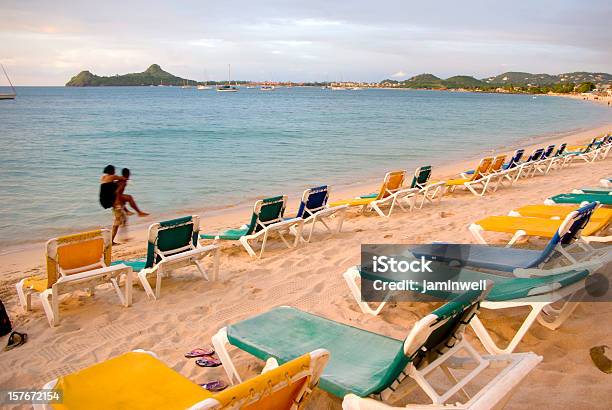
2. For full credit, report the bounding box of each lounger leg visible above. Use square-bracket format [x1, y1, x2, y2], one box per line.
[211, 327, 243, 385]
[155, 265, 164, 299]
[537, 298, 582, 330]
[138, 269, 157, 300]
[194, 259, 209, 281]
[343, 268, 388, 316]
[468, 224, 488, 245]
[40, 288, 58, 327]
[110, 277, 127, 306]
[258, 231, 269, 258]
[239, 236, 258, 258]
[15, 280, 32, 311]
[470, 303, 546, 355]
[336, 209, 346, 233]
[211, 247, 220, 281]
[506, 230, 527, 248]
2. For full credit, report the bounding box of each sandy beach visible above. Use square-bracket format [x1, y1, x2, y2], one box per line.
[0, 123, 610, 408]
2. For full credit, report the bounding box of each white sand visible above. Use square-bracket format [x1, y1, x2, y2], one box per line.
[0, 123, 610, 409]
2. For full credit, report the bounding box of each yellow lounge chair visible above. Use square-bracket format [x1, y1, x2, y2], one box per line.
[16, 229, 132, 327]
[510, 204, 612, 243]
[37, 349, 329, 410]
[329, 170, 414, 217]
[445, 157, 494, 196]
[469, 202, 607, 246]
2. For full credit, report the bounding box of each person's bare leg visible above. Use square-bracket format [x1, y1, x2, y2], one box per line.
[111, 223, 119, 245]
[121, 194, 149, 217]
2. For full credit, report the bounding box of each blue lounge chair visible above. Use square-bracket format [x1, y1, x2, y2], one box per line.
[290, 186, 347, 242]
[411, 202, 599, 273]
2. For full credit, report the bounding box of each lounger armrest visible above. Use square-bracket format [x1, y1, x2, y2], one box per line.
[160, 244, 219, 264]
[56, 264, 131, 284]
[513, 260, 604, 278]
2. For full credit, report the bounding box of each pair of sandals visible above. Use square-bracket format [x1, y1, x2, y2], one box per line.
[4, 331, 27, 351]
[184, 346, 227, 392]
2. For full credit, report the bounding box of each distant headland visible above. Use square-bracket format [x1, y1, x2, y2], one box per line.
[65, 64, 612, 96]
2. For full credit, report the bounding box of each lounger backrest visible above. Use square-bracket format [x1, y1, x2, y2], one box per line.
[145, 216, 199, 269]
[248, 195, 287, 234]
[377, 170, 406, 199]
[541, 145, 555, 159]
[489, 155, 507, 173]
[410, 166, 432, 189]
[203, 349, 329, 409]
[402, 287, 490, 368]
[471, 157, 494, 180]
[506, 149, 524, 169]
[555, 143, 567, 156]
[526, 148, 544, 162]
[533, 202, 598, 267]
[46, 230, 110, 288]
[297, 186, 329, 218]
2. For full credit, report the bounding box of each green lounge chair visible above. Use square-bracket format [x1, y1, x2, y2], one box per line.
[115, 215, 219, 300]
[200, 195, 303, 258]
[212, 290, 542, 409]
[405, 165, 446, 210]
[344, 255, 603, 354]
[545, 192, 612, 206]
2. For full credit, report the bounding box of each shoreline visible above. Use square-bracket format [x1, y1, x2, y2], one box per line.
[0, 121, 609, 279]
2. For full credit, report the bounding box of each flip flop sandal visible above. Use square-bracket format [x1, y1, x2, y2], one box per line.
[4, 331, 28, 352]
[195, 356, 222, 368]
[200, 380, 228, 392]
[184, 347, 215, 358]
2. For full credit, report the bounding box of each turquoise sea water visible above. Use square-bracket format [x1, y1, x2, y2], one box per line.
[0, 86, 610, 247]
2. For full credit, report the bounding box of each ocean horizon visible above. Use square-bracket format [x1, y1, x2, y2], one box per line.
[0, 86, 610, 247]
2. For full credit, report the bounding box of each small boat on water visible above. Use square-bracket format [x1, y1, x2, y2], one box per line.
[0, 64, 16, 100]
[217, 64, 239, 92]
[260, 85, 275, 91]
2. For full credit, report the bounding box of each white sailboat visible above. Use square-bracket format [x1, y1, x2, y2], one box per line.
[0, 64, 16, 100]
[217, 64, 238, 92]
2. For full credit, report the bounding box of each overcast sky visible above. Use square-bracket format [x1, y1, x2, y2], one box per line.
[1, 0, 610, 85]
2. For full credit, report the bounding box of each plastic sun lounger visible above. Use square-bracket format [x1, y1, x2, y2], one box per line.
[512, 148, 545, 180]
[34, 349, 329, 410]
[113, 216, 219, 300]
[200, 195, 303, 258]
[468, 201, 608, 247]
[410, 203, 604, 273]
[291, 185, 347, 242]
[343, 256, 602, 355]
[399, 166, 446, 210]
[212, 290, 542, 409]
[536, 143, 567, 175]
[562, 138, 600, 164]
[460, 154, 508, 196]
[329, 170, 417, 218]
[511, 204, 612, 244]
[16, 229, 132, 327]
[545, 192, 612, 206]
[445, 157, 494, 195]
